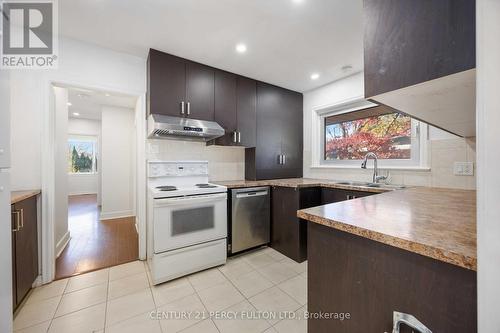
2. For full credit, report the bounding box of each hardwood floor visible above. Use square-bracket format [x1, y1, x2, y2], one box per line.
[55, 194, 138, 280]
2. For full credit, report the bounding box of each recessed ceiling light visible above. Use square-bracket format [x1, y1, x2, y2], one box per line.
[72, 112, 80, 116]
[67, 102, 72, 106]
[235, 43, 247, 53]
[292, 0, 304, 4]
[310, 73, 320, 80]
[105, 93, 111, 97]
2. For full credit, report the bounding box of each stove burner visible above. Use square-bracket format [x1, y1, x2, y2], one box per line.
[156, 186, 177, 192]
[196, 183, 217, 188]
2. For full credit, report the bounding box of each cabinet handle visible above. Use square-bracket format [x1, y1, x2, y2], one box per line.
[180, 101, 185, 115]
[278, 155, 282, 165]
[346, 195, 357, 200]
[19, 208, 24, 229]
[237, 131, 241, 143]
[186, 102, 191, 115]
[233, 131, 237, 143]
[12, 210, 21, 232]
[282, 154, 286, 165]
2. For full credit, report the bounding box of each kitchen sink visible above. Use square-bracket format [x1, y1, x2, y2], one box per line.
[335, 181, 406, 190]
[335, 181, 372, 186]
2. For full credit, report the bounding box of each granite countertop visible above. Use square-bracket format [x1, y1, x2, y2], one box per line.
[298, 187, 477, 271]
[11, 190, 41, 205]
[214, 178, 393, 193]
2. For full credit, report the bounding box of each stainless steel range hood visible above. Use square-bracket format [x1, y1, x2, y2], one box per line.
[147, 114, 225, 141]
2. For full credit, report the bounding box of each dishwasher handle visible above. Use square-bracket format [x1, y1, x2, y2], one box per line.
[236, 190, 268, 199]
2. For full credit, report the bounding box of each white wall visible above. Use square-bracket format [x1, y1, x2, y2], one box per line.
[0, 66, 13, 333]
[477, 1, 500, 331]
[101, 106, 135, 220]
[147, 141, 245, 181]
[68, 118, 101, 196]
[53, 87, 70, 255]
[9, 37, 146, 282]
[303, 72, 476, 189]
[9, 37, 146, 191]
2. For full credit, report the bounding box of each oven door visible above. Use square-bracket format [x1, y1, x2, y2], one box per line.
[153, 192, 227, 253]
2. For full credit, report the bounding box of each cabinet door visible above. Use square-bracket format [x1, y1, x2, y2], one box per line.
[255, 83, 286, 179]
[214, 70, 237, 145]
[148, 49, 186, 117]
[236, 77, 257, 148]
[280, 90, 303, 178]
[321, 188, 373, 204]
[364, 0, 475, 97]
[11, 207, 17, 308]
[271, 187, 302, 261]
[186, 61, 215, 121]
[13, 197, 38, 305]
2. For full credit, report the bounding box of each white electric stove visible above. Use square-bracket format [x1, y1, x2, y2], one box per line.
[147, 161, 227, 285]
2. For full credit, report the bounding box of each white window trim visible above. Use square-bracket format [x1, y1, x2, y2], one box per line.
[68, 134, 99, 175]
[310, 98, 430, 171]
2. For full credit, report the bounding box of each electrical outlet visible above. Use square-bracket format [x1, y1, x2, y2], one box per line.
[454, 162, 474, 176]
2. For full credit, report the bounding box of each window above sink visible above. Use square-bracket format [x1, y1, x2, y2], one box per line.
[312, 99, 429, 170]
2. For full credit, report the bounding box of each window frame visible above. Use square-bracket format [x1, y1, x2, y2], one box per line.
[311, 99, 429, 170]
[67, 135, 99, 175]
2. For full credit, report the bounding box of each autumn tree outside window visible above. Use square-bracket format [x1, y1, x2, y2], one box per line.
[317, 102, 424, 169]
[325, 112, 412, 160]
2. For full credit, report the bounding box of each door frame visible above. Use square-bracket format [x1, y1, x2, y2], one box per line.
[41, 79, 147, 283]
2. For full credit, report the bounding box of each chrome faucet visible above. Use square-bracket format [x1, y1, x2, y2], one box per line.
[392, 311, 432, 333]
[361, 152, 387, 183]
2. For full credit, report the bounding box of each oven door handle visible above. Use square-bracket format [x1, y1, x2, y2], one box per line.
[154, 193, 227, 206]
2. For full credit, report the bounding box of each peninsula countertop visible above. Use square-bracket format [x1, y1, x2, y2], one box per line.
[11, 190, 41, 205]
[297, 187, 477, 271]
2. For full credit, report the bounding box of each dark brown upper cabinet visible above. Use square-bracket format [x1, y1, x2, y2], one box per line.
[245, 82, 303, 180]
[235, 77, 257, 147]
[186, 62, 215, 121]
[211, 74, 257, 147]
[363, 0, 476, 137]
[147, 50, 187, 118]
[147, 49, 215, 121]
[213, 70, 238, 146]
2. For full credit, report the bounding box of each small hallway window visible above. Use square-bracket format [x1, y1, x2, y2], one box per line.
[68, 136, 98, 174]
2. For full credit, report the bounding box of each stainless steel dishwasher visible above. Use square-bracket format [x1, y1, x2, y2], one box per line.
[229, 187, 270, 254]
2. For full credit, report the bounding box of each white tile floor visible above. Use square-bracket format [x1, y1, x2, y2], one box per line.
[14, 247, 308, 333]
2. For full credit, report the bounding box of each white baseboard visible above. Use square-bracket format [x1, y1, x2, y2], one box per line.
[55, 231, 71, 258]
[100, 210, 135, 221]
[69, 191, 98, 196]
[32, 275, 43, 288]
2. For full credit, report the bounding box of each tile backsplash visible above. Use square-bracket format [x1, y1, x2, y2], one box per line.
[147, 140, 245, 181]
[148, 137, 476, 189]
[304, 137, 476, 190]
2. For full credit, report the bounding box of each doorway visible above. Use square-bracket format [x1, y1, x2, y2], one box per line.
[52, 85, 141, 279]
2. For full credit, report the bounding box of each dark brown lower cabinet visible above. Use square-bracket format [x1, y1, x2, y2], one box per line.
[271, 186, 320, 262]
[321, 187, 373, 204]
[11, 196, 39, 310]
[307, 222, 477, 333]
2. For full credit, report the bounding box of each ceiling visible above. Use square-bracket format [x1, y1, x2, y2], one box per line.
[67, 87, 137, 121]
[59, 0, 364, 92]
